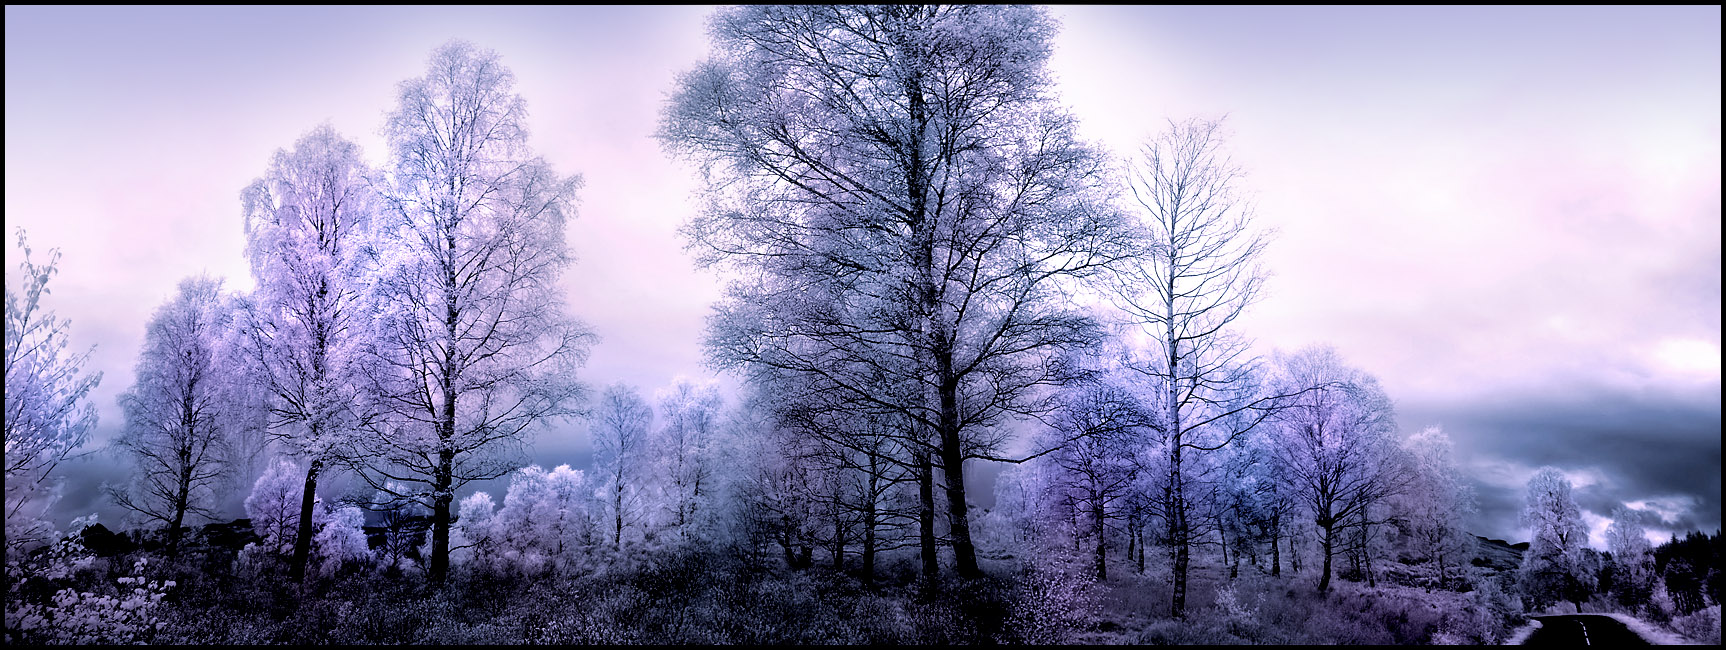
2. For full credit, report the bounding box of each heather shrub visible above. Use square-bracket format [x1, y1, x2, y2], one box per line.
[5, 532, 172, 646]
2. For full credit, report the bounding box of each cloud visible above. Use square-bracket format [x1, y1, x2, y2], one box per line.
[1409, 383, 1721, 546]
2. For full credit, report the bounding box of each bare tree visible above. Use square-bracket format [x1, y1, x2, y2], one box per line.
[1394, 425, 1476, 589]
[107, 275, 236, 558]
[591, 383, 651, 548]
[4, 229, 102, 556]
[1110, 117, 1276, 616]
[360, 41, 593, 584]
[662, 4, 1131, 580]
[1045, 378, 1146, 580]
[1266, 345, 1404, 593]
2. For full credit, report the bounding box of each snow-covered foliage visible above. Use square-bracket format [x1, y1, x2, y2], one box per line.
[1265, 345, 1404, 593]
[1006, 550, 1101, 643]
[1605, 505, 1658, 609]
[236, 123, 380, 579]
[591, 383, 652, 548]
[1390, 426, 1476, 588]
[491, 464, 595, 576]
[237, 123, 376, 463]
[243, 458, 305, 556]
[5, 519, 171, 645]
[239, 457, 372, 575]
[4, 229, 102, 557]
[312, 506, 371, 577]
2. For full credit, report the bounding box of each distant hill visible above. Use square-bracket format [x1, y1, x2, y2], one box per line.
[1472, 535, 1527, 572]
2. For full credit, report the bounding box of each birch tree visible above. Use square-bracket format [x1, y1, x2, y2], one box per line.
[1045, 379, 1146, 580]
[662, 3, 1130, 580]
[1605, 505, 1655, 608]
[591, 383, 651, 548]
[1518, 467, 1595, 611]
[361, 40, 593, 584]
[107, 275, 236, 558]
[654, 377, 723, 536]
[1110, 118, 1276, 615]
[238, 124, 378, 582]
[1266, 345, 1403, 594]
[3, 229, 102, 557]
[1395, 425, 1476, 589]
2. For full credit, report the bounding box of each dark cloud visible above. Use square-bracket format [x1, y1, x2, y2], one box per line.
[1404, 382, 1721, 544]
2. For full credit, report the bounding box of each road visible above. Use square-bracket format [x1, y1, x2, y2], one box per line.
[1524, 615, 1652, 646]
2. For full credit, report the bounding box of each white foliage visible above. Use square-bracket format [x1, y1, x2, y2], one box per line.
[241, 457, 371, 573]
[238, 124, 376, 465]
[108, 275, 238, 549]
[1393, 425, 1477, 586]
[591, 383, 651, 547]
[312, 506, 372, 577]
[454, 465, 595, 576]
[653, 377, 723, 538]
[6, 551, 170, 645]
[1517, 467, 1595, 609]
[4, 229, 101, 557]
[244, 458, 306, 556]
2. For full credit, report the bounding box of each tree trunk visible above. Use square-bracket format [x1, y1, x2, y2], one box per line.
[289, 456, 323, 583]
[863, 498, 877, 586]
[935, 345, 980, 580]
[1170, 445, 1188, 618]
[168, 454, 192, 560]
[1136, 526, 1145, 574]
[613, 481, 624, 547]
[917, 449, 937, 580]
[1363, 525, 1376, 588]
[1093, 497, 1107, 581]
[430, 449, 453, 584]
[1126, 511, 1136, 572]
[863, 451, 879, 586]
[1220, 525, 1233, 580]
[1271, 512, 1282, 577]
[1436, 550, 1445, 590]
[1319, 521, 1335, 593]
[833, 510, 846, 571]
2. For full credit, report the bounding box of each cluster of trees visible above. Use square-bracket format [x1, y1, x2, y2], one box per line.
[654, 4, 1486, 619]
[12, 40, 592, 587]
[1516, 467, 1722, 622]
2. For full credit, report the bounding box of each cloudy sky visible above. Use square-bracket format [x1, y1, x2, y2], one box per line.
[5, 5, 1718, 546]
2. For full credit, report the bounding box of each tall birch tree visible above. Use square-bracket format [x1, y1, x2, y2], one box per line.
[238, 123, 377, 582]
[362, 40, 592, 584]
[1110, 118, 1275, 616]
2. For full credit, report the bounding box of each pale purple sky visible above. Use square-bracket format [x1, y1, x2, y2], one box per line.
[5, 6, 1719, 546]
